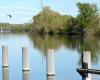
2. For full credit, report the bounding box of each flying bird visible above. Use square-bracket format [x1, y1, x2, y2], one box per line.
[7, 15, 12, 18]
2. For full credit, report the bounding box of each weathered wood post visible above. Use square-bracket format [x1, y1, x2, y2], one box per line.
[2, 67, 9, 80]
[2, 46, 9, 67]
[47, 75, 55, 80]
[82, 51, 91, 80]
[22, 47, 29, 71]
[22, 71, 29, 80]
[47, 49, 55, 76]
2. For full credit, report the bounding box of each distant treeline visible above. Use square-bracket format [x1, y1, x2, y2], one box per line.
[0, 23, 33, 32]
[0, 2, 100, 35]
[32, 2, 100, 35]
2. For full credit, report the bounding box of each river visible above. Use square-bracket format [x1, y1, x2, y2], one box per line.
[0, 33, 100, 80]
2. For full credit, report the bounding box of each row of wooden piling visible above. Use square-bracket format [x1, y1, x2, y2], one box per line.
[1, 45, 55, 76]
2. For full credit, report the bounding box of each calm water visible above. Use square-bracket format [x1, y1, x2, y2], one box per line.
[0, 33, 100, 80]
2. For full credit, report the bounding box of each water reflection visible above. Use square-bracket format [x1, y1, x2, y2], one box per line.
[47, 76, 55, 80]
[2, 67, 9, 80]
[82, 76, 91, 80]
[28, 34, 82, 55]
[0, 33, 100, 80]
[22, 71, 29, 80]
[28, 34, 100, 64]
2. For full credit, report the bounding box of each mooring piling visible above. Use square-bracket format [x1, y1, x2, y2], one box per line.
[77, 51, 92, 80]
[47, 49, 55, 76]
[82, 51, 91, 69]
[22, 47, 29, 71]
[2, 46, 9, 67]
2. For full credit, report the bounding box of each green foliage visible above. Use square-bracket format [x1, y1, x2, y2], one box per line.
[0, 23, 33, 32]
[32, 6, 73, 34]
[32, 4, 99, 35]
[76, 2, 99, 34]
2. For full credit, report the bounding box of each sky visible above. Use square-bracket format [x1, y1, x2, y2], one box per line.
[0, 0, 100, 24]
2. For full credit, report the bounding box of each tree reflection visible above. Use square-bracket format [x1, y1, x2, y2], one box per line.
[28, 34, 100, 63]
[78, 35, 100, 64]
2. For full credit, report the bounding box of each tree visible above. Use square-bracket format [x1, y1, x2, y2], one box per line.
[76, 3, 99, 34]
[32, 6, 73, 34]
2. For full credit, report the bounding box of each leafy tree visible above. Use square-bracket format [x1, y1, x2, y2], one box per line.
[32, 6, 73, 34]
[76, 3, 99, 34]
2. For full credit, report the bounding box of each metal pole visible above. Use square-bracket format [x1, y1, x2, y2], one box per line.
[40, 0, 44, 34]
[41, 0, 43, 26]
[22, 47, 29, 71]
[2, 46, 8, 67]
[47, 49, 55, 76]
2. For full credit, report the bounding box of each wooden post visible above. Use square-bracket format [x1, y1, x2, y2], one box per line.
[47, 49, 55, 76]
[47, 75, 55, 80]
[22, 71, 29, 80]
[2, 67, 9, 80]
[82, 51, 91, 80]
[2, 46, 8, 67]
[22, 47, 29, 71]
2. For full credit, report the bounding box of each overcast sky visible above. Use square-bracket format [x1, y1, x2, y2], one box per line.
[0, 0, 99, 24]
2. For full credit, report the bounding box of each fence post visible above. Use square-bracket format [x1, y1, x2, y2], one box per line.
[47, 49, 55, 76]
[82, 51, 91, 80]
[2, 46, 8, 67]
[22, 47, 29, 71]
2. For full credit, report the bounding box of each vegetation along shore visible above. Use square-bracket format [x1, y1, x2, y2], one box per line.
[0, 3, 100, 35]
